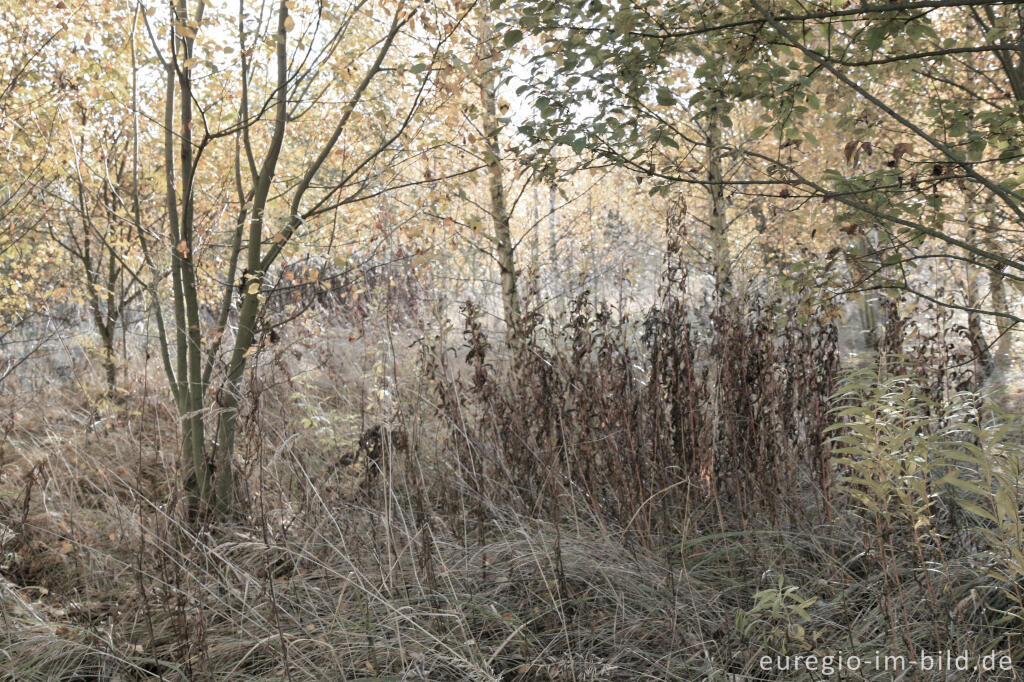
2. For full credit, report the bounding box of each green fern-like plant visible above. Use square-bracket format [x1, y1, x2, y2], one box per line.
[829, 365, 1024, 658]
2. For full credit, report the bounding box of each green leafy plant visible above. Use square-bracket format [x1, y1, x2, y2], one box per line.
[737, 573, 818, 653]
[829, 365, 1024, 657]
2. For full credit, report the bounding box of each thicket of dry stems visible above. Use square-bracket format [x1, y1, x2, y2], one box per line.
[1, 272, 1023, 680]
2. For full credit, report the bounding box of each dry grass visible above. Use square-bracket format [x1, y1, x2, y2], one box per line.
[0, 315, 1022, 680]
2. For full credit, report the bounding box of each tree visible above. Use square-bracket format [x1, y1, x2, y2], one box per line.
[44, 84, 149, 393]
[136, 0, 441, 517]
[476, 3, 521, 335]
[510, 0, 1024, 332]
[0, 0, 78, 384]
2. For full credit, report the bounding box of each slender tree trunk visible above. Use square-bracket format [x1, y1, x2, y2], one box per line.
[477, 6, 520, 337]
[966, 222, 995, 383]
[164, 0, 211, 514]
[984, 201, 1012, 371]
[549, 179, 558, 305]
[530, 184, 540, 294]
[100, 324, 117, 393]
[177, 0, 209, 513]
[706, 102, 731, 301]
[103, 239, 119, 394]
[209, 0, 291, 516]
[704, 94, 732, 504]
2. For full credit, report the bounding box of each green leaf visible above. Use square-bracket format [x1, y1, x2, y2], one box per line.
[656, 86, 676, 106]
[503, 29, 523, 48]
[939, 472, 987, 497]
[612, 9, 637, 34]
[865, 25, 886, 51]
[957, 500, 995, 522]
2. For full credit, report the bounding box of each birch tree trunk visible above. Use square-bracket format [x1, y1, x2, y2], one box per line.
[477, 6, 520, 338]
[706, 102, 731, 301]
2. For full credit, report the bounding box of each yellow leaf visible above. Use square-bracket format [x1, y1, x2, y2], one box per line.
[247, 282, 260, 295]
[59, 541, 73, 555]
[183, 57, 198, 69]
[284, 15, 295, 32]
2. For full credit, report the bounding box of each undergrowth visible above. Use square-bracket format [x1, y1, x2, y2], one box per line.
[1, 292, 1023, 680]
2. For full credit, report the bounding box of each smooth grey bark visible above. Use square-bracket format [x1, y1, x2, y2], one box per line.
[706, 102, 731, 301]
[477, 5, 521, 337]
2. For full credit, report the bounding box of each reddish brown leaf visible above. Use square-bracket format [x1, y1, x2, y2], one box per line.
[843, 140, 858, 165]
[892, 143, 913, 163]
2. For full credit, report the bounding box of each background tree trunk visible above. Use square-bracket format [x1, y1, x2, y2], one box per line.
[477, 6, 520, 338]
